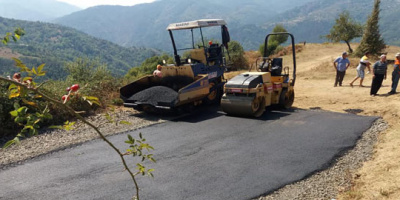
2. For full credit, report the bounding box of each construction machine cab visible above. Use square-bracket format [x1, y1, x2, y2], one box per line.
[166, 19, 230, 69]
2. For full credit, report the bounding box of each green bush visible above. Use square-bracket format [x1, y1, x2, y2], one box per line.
[56, 58, 121, 114]
[0, 58, 123, 139]
[0, 82, 19, 138]
[259, 40, 280, 57]
[124, 54, 173, 81]
[227, 41, 248, 70]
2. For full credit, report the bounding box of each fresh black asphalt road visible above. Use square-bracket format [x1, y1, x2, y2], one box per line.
[0, 108, 377, 200]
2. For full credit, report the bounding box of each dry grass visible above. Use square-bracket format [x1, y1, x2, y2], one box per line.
[342, 187, 364, 200]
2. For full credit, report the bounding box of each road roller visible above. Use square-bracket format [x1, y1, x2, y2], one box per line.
[221, 32, 296, 117]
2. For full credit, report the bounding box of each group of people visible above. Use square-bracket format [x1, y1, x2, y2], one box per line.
[333, 51, 400, 96]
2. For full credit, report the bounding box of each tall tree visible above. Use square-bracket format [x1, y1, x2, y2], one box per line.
[270, 24, 289, 44]
[355, 0, 386, 57]
[324, 11, 363, 53]
[259, 24, 288, 56]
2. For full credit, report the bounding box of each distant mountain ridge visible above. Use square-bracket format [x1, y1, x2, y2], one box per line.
[0, 0, 81, 21]
[54, 0, 400, 51]
[54, 0, 314, 51]
[0, 17, 158, 79]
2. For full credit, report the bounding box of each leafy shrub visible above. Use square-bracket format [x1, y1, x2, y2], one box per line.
[259, 40, 280, 57]
[0, 58, 123, 139]
[226, 41, 248, 71]
[0, 82, 19, 138]
[124, 54, 173, 81]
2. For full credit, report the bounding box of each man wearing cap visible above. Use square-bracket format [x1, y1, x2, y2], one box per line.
[370, 54, 388, 96]
[388, 53, 400, 94]
[333, 51, 350, 87]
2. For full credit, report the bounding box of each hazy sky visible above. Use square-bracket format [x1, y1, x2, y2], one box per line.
[57, 0, 156, 9]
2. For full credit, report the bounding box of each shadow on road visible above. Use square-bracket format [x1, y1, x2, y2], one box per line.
[128, 104, 223, 122]
[129, 111, 179, 122]
[129, 104, 301, 123]
[176, 106, 300, 123]
[172, 105, 224, 123]
[224, 108, 296, 121]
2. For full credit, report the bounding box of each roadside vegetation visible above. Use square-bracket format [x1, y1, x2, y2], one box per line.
[1, 29, 156, 200]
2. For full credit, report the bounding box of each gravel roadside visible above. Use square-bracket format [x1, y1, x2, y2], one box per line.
[0, 110, 386, 199]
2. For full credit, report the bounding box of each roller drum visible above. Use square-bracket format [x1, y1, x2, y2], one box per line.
[221, 95, 265, 117]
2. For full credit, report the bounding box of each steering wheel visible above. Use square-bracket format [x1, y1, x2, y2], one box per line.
[257, 58, 271, 72]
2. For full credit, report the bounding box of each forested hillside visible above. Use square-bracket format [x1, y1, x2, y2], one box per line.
[55, 0, 400, 51]
[54, 0, 314, 51]
[264, 0, 400, 45]
[0, 17, 158, 79]
[0, 0, 81, 21]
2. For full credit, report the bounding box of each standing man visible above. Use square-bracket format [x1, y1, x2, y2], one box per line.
[388, 53, 400, 95]
[370, 54, 388, 96]
[333, 51, 350, 87]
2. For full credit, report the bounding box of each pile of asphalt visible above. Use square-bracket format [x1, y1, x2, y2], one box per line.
[129, 86, 179, 106]
[128, 76, 194, 106]
[161, 76, 194, 91]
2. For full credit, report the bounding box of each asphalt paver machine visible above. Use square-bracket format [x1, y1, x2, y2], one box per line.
[120, 19, 231, 112]
[221, 32, 296, 117]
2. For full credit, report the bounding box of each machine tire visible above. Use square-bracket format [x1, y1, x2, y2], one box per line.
[279, 88, 294, 109]
[204, 81, 222, 105]
[251, 97, 265, 117]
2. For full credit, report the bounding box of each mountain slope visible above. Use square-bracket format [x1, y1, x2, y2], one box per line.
[54, 0, 400, 51]
[54, 0, 314, 51]
[265, 0, 400, 46]
[0, 17, 157, 79]
[0, 0, 81, 21]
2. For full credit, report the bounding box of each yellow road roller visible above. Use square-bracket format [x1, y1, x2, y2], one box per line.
[221, 32, 296, 117]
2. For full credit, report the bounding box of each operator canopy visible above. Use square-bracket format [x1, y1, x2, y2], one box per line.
[167, 19, 227, 30]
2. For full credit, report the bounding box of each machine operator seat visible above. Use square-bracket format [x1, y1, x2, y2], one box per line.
[270, 58, 283, 76]
[207, 44, 222, 63]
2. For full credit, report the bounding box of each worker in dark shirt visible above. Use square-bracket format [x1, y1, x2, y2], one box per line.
[370, 54, 387, 96]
